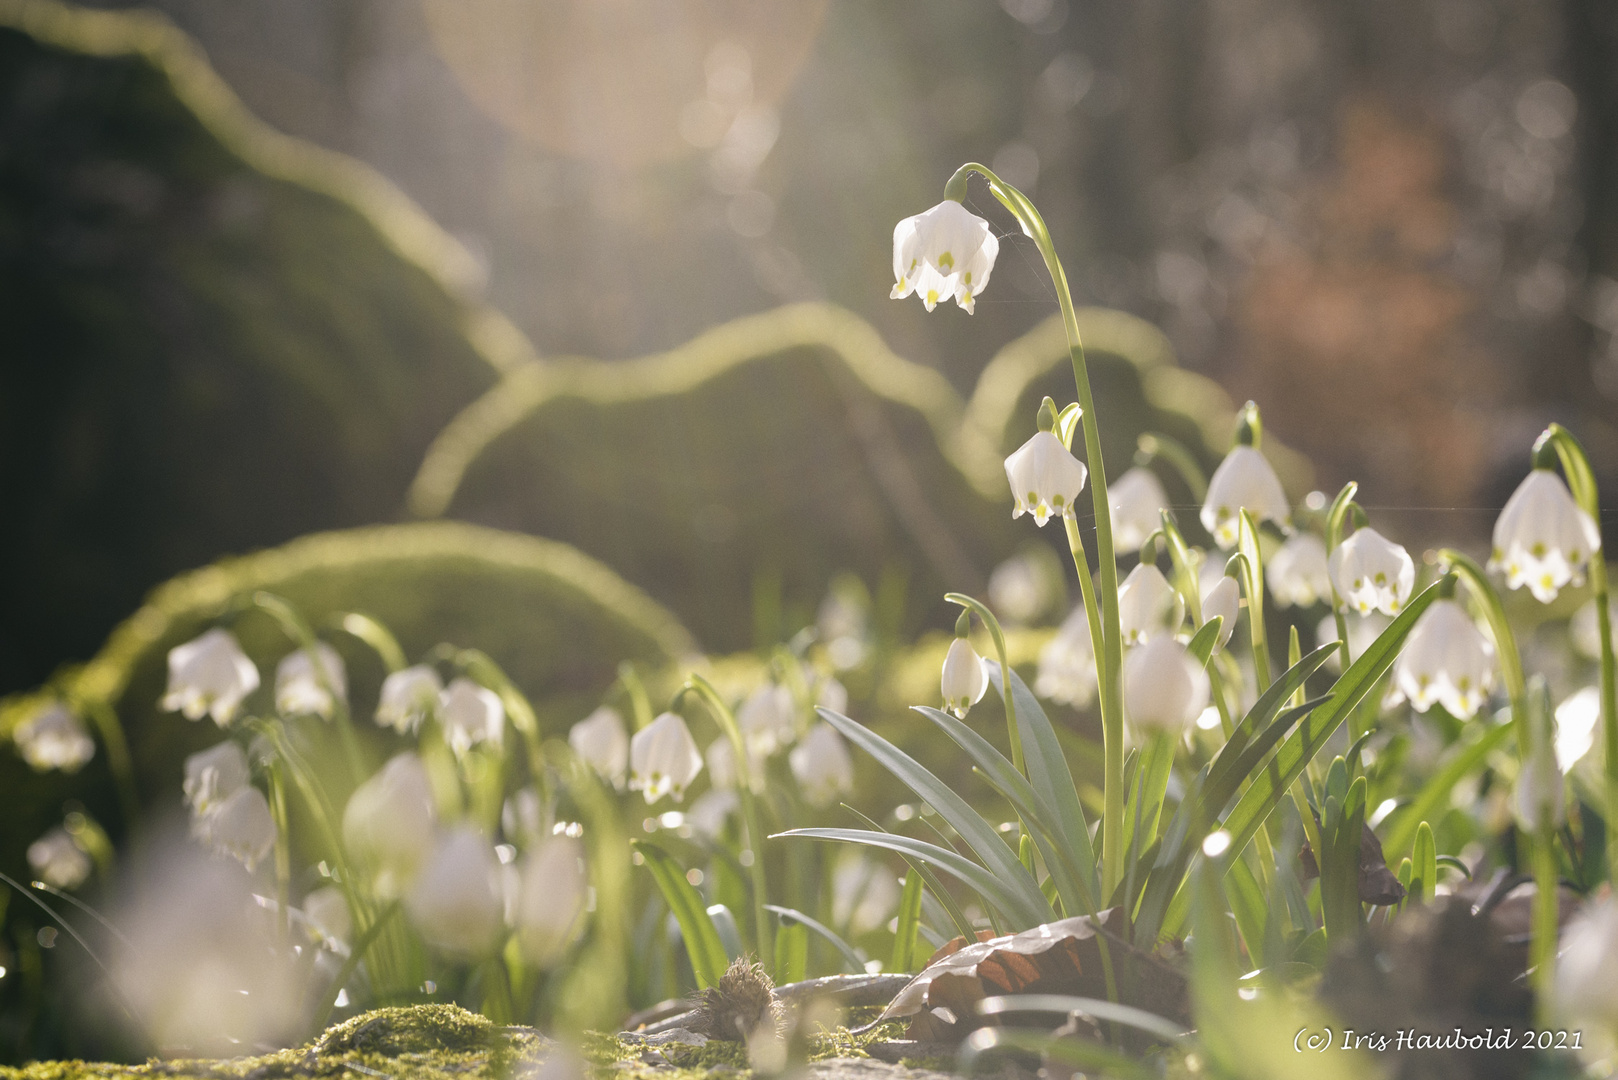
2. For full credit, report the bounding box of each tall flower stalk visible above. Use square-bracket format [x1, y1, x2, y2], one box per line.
[940, 163, 1129, 897]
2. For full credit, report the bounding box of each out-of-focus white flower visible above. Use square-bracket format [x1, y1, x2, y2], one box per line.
[1572, 597, 1617, 660]
[688, 789, 739, 837]
[1123, 636, 1209, 734]
[817, 582, 870, 671]
[302, 885, 351, 951]
[737, 684, 797, 756]
[1515, 723, 1565, 833]
[890, 199, 1000, 313]
[1491, 469, 1602, 603]
[941, 637, 989, 718]
[1555, 686, 1601, 773]
[12, 703, 95, 773]
[440, 677, 505, 756]
[1200, 575, 1240, 653]
[1317, 612, 1391, 671]
[161, 628, 260, 726]
[405, 825, 505, 957]
[1118, 563, 1183, 646]
[1005, 431, 1089, 527]
[569, 706, 629, 787]
[1389, 600, 1494, 719]
[987, 553, 1048, 625]
[275, 643, 347, 720]
[1329, 527, 1415, 616]
[184, 741, 250, 817]
[705, 736, 755, 792]
[790, 722, 855, 807]
[28, 827, 91, 890]
[816, 676, 849, 716]
[515, 836, 587, 966]
[1200, 446, 1288, 549]
[1035, 606, 1097, 708]
[630, 712, 704, 803]
[1110, 467, 1169, 552]
[374, 665, 442, 734]
[832, 855, 901, 935]
[1554, 897, 1618, 1046]
[1267, 534, 1332, 608]
[199, 786, 276, 871]
[343, 752, 438, 892]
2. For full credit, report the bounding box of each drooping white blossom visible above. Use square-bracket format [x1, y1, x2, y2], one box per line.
[28, 827, 91, 890]
[1123, 636, 1210, 734]
[987, 553, 1049, 625]
[629, 712, 704, 804]
[1118, 563, 1183, 646]
[1515, 721, 1565, 834]
[302, 885, 352, 951]
[1004, 431, 1089, 527]
[515, 836, 587, 966]
[705, 735, 757, 792]
[1110, 467, 1169, 552]
[790, 722, 855, 807]
[687, 789, 739, 837]
[832, 855, 902, 936]
[737, 684, 797, 756]
[184, 741, 250, 817]
[1200, 446, 1288, 549]
[940, 637, 989, 718]
[1035, 606, 1097, 708]
[199, 786, 277, 871]
[12, 703, 95, 773]
[1389, 600, 1495, 720]
[405, 825, 505, 957]
[1267, 534, 1332, 608]
[890, 199, 1000, 313]
[374, 665, 443, 734]
[342, 753, 438, 892]
[569, 706, 630, 787]
[815, 676, 849, 716]
[1328, 527, 1415, 616]
[1491, 469, 1602, 603]
[1200, 575, 1240, 653]
[1555, 686, 1601, 774]
[439, 677, 505, 756]
[275, 643, 347, 720]
[1317, 612, 1390, 671]
[161, 628, 260, 726]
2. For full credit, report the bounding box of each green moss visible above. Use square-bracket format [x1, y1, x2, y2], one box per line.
[313, 1004, 497, 1056]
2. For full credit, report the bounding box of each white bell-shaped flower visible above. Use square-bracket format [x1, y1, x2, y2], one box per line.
[1491, 469, 1602, 603]
[1555, 686, 1601, 773]
[816, 676, 849, 716]
[405, 825, 505, 957]
[13, 703, 95, 773]
[890, 199, 1000, 313]
[1123, 636, 1210, 734]
[1266, 534, 1332, 608]
[439, 677, 505, 756]
[28, 827, 91, 890]
[987, 554, 1047, 625]
[737, 683, 797, 756]
[1572, 597, 1617, 660]
[688, 789, 739, 838]
[275, 643, 347, 720]
[790, 722, 855, 807]
[200, 785, 277, 871]
[1004, 431, 1089, 527]
[630, 712, 704, 803]
[1554, 897, 1618, 1031]
[342, 752, 438, 893]
[374, 665, 443, 734]
[705, 735, 759, 792]
[1515, 724, 1565, 834]
[940, 637, 989, 718]
[302, 885, 352, 951]
[1110, 467, 1169, 551]
[1317, 612, 1391, 672]
[1118, 563, 1183, 646]
[184, 741, 250, 817]
[1328, 527, 1415, 616]
[516, 835, 587, 966]
[569, 706, 629, 787]
[1200, 446, 1288, 549]
[1035, 605, 1097, 707]
[1200, 575, 1240, 653]
[1390, 599, 1495, 719]
[162, 628, 260, 726]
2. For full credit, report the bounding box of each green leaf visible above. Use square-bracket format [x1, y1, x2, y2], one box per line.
[773, 919, 808, 984]
[1411, 821, 1438, 905]
[1121, 733, 1175, 887]
[890, 870, 924, 973]
[706, 903, 744, 961]
[814, 709, 1053, 925]
[1384, 720, 1513, 856]
[1320, 777, 1367, 943]
[1225, 855, 1269, 969]
[631, 839, 728, 990]
[763, 904, 864, 974]
[1201, 644, 1336, 813]
[1186, 617, 1222, 666]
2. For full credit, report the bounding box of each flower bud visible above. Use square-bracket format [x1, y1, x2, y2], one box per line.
[940, 637, 988, 718]
[569, 706, 629, 787]
[439, 677, 504, 756]
[630, 712, 704, 803]
[1118, 563, 1183, 646]
[13, 703, 95, 773]
[790, 722, 855, 807]
[1491, 469, 1601, 603]
[1200, 575, 1240, 653]
[184, 741, 250, 817]
[1004, 431, 1089, 527]
[515, 836, 587, 966]
[1123, 636, 1209, 734]
[374, 665, 443, 734]
[162, 628, 260, 726]
[1328, 526, 1415, 616]
[28, 827, 91, 890]
[1267, 534, 1332, 608]
[405, 825, 505, 957]
[1200, 446, 1288, 549]
[275, 643, 347, 720]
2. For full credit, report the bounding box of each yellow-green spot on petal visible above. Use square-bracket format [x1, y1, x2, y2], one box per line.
[938, 252, 954, 270]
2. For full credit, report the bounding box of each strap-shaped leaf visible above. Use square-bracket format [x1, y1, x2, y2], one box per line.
[814, 708, 1053, 925]
[763, 904, 864, 973]
[1203, 644, 1336, 808]
[1205, 694, 1332, 820]
[1186, 617, 1222, 665]
[632, 839, 728, 989]
[1384, 720, 1512, 856]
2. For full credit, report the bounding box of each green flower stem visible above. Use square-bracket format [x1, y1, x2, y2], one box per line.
[680, 673, 773, 971]
[1236, 511, 1272, 693]
[1531, 820, 1559, 1015]
[267, 762, 293, 951]
[82, 699, 139, 825]
[1437, 551, 1529, 759]
[1062, 512, 1120, 889]
[949, 161, 1126, 897]
[617, 661, 656, 731]
[945, 593, 1021, 774]
[1535, 424, 1616, 876]
[1136, 433, 1208, 502]
[1324, 483, 1359, 672]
